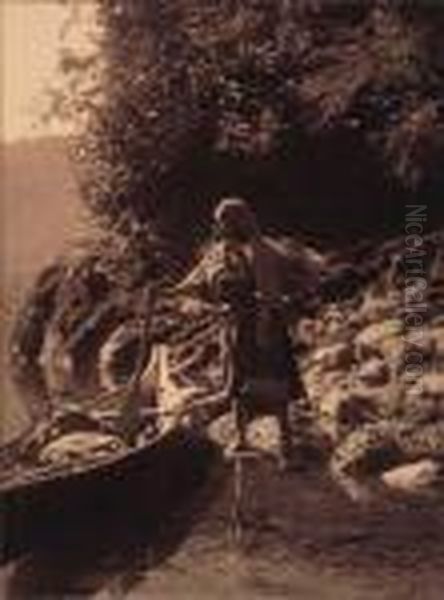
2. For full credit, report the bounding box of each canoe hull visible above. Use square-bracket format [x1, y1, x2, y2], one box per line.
[1, 427, 218, 563]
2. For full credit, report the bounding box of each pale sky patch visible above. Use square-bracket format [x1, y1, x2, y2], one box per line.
[1, 1, 97, 143]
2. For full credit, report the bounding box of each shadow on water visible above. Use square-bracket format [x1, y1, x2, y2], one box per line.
[1, 430, 224, 599]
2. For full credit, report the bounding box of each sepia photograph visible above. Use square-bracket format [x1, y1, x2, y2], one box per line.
[1, 1, 444, 598]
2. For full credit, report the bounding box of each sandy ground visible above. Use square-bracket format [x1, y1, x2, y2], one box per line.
[1, 138, 443, 599]
[1, 455, 444, 600]
[120, 464, 444, 600]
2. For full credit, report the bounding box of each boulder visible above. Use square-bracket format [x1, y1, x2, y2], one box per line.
[357, 358, 390, 387]
[431, 325, 444, 356]
[310, 342, 354, 372]
[303, 364, 347, 398]
[317, 387, 380, 443]
[358, 294, 393, 324]
[381, 459, 442, 493]
[421, 372, 444, 398]
[316, 386, 350, 442]
[356, 319, 403, 360]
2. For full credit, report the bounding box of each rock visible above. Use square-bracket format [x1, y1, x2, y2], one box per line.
[432, 315, 444, 328]
[401, 392, 436, 423]
[381, 459, 442, 493]
[359, 294, 394, 323]
[345, 313, 364, 334]
[316, 387, 349, 442]
[303, 367, 347, 403]
[402, 331, 436, 362]
[318, 387, 381, 443]
[350, 382, 398, 420]
[421, 372, 444, 398]
[310, 342, 354, 371]
[356, 319, 403, 360]
[431, 325, 444, 356]
[325, 320, 346, 341]
[357, 358, 390, 387]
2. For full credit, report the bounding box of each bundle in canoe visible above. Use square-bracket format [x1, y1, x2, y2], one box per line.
[0, 294, 236, 557]
[0, 340, 230, 496]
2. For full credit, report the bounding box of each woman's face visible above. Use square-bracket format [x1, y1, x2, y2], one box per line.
[216, 207, 257, 243]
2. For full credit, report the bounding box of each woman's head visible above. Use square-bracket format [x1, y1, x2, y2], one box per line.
[213, 197, 259, 242]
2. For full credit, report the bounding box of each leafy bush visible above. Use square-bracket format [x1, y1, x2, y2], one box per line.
[56, 0, 444, 246]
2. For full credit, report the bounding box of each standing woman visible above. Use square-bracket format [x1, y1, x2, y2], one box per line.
[177, 197, 318, 467]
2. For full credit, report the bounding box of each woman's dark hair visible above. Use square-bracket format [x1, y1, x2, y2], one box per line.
[213, 198, 259, 242]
